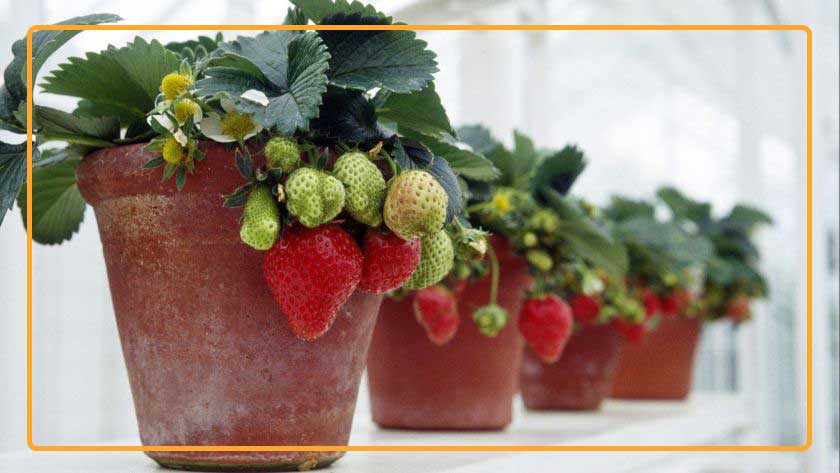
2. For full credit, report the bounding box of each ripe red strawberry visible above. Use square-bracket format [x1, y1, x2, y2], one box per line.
[518, 295, 573, 363]
[358, 229, 421, 293]
[640, 287, 661, 319]
[725, 294, 752, 322]
[263, 224, 362, 341]
[612, 318, 646, 344]
[660, 287, 692, 317]
[413, 285, 459, 345]
[569, 294, 601, 324]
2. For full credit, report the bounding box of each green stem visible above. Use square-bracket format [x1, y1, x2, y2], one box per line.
[380, 149, 398, 176]
[488, 243, 500, 305]
[466, 202, 490, 214]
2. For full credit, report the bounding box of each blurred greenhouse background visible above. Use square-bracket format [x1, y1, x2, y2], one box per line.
[0, 0, 837, 472]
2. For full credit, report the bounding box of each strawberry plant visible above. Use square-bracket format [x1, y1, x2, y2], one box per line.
[656, 186, 772, 322]
[0, 1, 499, 341]
[393, 125, 632, 354]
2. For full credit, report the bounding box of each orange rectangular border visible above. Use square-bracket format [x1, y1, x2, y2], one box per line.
[25, 23, 813, 453]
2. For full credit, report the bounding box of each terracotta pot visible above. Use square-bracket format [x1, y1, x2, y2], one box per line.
[77, 143, 382, 471]
[610, 316, 703, 400]
[520, 324, 623, 411]
[366, 238, 530, 430]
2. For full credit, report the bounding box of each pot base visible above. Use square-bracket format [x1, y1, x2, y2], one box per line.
[366, 237, 530, 431]
[521, 325, 623, 411]
[610, 316, 703, 400]
[149, 452, 343, 472]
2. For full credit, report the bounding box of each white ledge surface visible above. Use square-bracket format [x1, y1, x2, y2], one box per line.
[0, 392, 751, 473]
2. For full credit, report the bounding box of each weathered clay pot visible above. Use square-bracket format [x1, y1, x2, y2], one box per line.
[520, 324, 623, 411]
[366, 238, 530, 430]
[77, 143, 382, 471]
[610, 316, 703, 400]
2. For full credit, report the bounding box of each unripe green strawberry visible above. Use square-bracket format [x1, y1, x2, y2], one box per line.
[285, 167, 345, 228]
[383, 170, 448, 240]
[473, 304, 508, 337]
[526, 250, 553, 272]
[239, 185, 280, 250]
[403, 230, 454, 290]
[521, 232, 538, 248]
[333, 151, 387, 227]
[264, 137, 301, 173]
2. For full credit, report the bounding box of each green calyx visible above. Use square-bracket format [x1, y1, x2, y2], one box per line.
[453, 227, 488, 262]
[333, 151, 387, 227]
[472, 304, 508, 337]
[285, 167, 345, 228]
[264, 137, 301, 173]
[403, 230, 454, 290]
[239, 184, 280, 250]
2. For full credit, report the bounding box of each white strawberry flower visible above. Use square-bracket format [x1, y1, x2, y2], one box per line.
[198, 98, 263, 143]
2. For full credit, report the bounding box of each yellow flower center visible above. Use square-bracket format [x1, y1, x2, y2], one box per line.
[220, 111, 256, 140]
[161, 73, 192, 100]
[491, 192, 511, 213]
[162, 137, 188, 164]
[173, 100, 198, 124]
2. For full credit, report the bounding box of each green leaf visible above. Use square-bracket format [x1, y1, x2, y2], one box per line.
[617, 216, 714, 269]
[1, 14, 121, 135]
[603, 196, 656, 222]
[239, 32, 330, 134]
[543, 190, 628, 281]
[483, 144, 516, 186]
[290, 0, 392, 23]
[721, 205, 773, 232]
[532, 145, 586, 198]
[398, 128, 499, 182]
[310, 87, 381, 143]
[34, 106, 120, 147]
[510, 130, 538, 186]
[456, 124, 500, 155]
[41, 37, 181, 125]
[284, 7, 310, 25]
[373, 83, 454, 138]
[16, 157, 86, 244]
[216, 31, 298, 87]
[23, 14, 124, 87]
[318, 13, 437, 93]
[201, 32, 331, 135]
[1, 142, 28, 225]
[194, 67, 269, 97]
[656, 186, 712, 225]
[0, 86, 25, 133]
[165, 33, 222, 61]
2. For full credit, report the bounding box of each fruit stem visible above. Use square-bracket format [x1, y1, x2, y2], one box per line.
[465, 202, 489, 214]
[379, 149, 398, 177]
[488, 243, 500, 305]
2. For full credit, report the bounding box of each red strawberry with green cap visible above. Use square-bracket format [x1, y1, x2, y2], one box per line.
[518, 294, 573, 363]
[262, 224, 362, 341]
[725, 294, 751, 322]
[639, 287, 661, 319]
[569, 294, 601, 324]
[660, 286, 691, 317]
[358, 228, 421, 294]
[612, 318, 646, 344]
[413, 285, 459, 345]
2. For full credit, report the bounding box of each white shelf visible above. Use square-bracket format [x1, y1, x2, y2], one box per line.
[0, 392, 751, 473]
